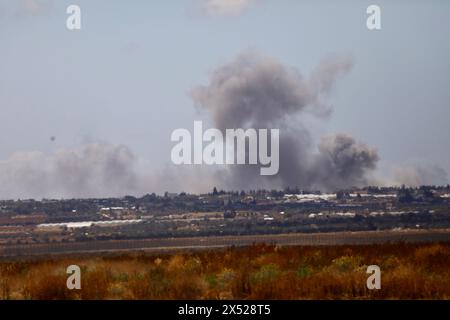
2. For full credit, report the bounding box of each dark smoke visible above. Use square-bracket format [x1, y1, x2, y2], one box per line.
[191, 51, 379, 190]
[314, 134, 379, 190]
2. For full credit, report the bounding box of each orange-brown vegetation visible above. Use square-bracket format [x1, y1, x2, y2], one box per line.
[0, 242, 449, 300]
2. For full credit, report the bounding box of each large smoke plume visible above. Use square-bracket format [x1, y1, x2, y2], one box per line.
[191, 51, 379, 191]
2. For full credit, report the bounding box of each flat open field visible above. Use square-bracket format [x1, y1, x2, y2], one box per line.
[1, 228, 450, 258]
[0, 241, 449, 300]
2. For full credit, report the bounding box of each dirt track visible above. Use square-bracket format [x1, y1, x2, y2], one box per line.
[1, 229, 450, 258]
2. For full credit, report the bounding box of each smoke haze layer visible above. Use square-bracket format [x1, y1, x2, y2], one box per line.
[3, 50, 445, 200]
[0, 143, 142, 199]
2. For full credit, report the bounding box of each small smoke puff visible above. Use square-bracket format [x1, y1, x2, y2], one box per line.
[309, 54, 354, 94]
[201, 0, 259, 17]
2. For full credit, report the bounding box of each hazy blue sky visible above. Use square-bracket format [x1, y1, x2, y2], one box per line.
[1, 0, 449, 198]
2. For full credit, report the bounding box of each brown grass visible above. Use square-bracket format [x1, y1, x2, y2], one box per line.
[0, 242, 449, 300]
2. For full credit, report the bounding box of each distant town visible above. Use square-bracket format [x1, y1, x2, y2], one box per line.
[1, 185, 450, 251]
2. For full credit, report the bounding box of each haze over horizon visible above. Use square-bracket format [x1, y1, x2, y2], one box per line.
[1, 0, 449, 199]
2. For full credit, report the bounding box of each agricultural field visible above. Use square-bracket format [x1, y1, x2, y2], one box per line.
[1, 242, 449, 300]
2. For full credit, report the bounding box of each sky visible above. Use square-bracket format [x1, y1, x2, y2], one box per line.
[0, 0, 449, 199]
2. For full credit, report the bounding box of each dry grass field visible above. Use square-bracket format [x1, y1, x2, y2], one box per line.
[1, 242, 449, 300]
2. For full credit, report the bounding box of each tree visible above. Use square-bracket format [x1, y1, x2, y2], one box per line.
[397, 187, 413, 203]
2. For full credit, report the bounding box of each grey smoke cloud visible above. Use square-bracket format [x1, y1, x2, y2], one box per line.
[0, 142, 222, 199]
[191, 52, 352, 130]
[314, 134, 379, 190]
[0, 143, 143, 199]
[191, 51, 379, 191]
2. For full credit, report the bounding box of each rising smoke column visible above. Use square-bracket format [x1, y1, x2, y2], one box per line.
[191, 51, 379, 190]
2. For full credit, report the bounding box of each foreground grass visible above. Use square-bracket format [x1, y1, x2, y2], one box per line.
[1, 242, 449, 299]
